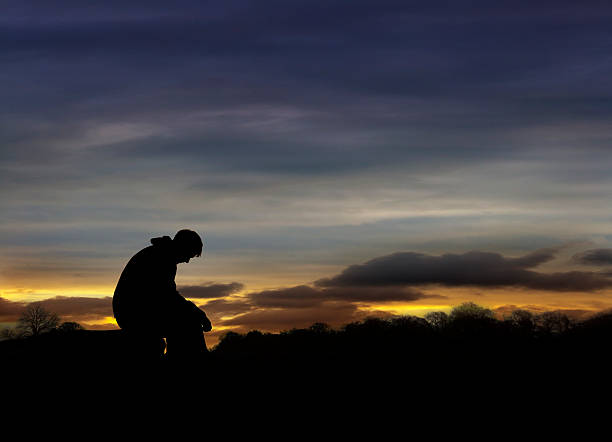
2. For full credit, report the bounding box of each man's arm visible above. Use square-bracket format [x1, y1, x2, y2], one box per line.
[185, 300, 213, 332]
[165, 288, 213, 332]
[158, 259, 213, 331]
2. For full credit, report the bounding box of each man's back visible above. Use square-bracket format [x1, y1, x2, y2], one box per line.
[113, 236, 180, 331]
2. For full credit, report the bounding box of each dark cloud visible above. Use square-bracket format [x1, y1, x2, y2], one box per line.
[218, 302, 394, 333]
[246, 284, 441, 308]
[194, 280, 440, 333]
[316, 250, 612, 292]
[196, 282, 438, 323]
[0, 297, 28, 322]
[4, 0, 612, 169]
[198, 298, 254, 319]
[509, 247, 559, 268]
[572, 249, 612, 266]
[179, 282, 244, 299]
[0, 296, 112, 323]
[246, 285, 324, 308]
[35, 296, 113, 322]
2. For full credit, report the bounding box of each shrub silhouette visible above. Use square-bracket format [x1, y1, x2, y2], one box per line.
[56, 322, 84, 333]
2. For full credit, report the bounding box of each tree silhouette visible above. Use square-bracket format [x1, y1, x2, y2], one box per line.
[17, 304, 60, 337]
[424, 311, 449, 329]
[309, 322, 331, 334]
[445, 302, 498, 339]
[449, 302, 494, 321]
[535, 311, 573, 335]
[505, 309, 536, 336]
[56, 321, 83, 333]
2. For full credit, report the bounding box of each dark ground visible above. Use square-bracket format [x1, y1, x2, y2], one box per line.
[4, 319, 610, 430]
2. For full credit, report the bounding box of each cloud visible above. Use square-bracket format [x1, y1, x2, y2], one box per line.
[198, 298, 254, 319]
[0, 297, 28, 322]
[246, 284, 442, 308]
[195, 246, 612, 333]
[34, 296, 113, 322]
[218, 302, 395, 333]
[197, 280, 440, 318]
[195, 281, 442, 334]
[6, 246, 612, 338]
[316, 250, 612, 292]
[508, 247, 560, 268]
[0, 296, 113, 324]
[572, 249, 612, 266]
[179, 282, 244, 298]
[197, 282, 439, 321]
[4, 1, 612, 301]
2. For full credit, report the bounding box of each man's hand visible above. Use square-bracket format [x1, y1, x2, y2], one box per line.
[202, 316, 212, 331]
[186, 300, 213, 332]
[200, 312, 212, 332]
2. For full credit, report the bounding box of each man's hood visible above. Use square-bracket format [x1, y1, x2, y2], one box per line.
[151, 235, 173, 247]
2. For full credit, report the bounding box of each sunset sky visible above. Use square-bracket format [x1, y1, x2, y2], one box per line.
[2, 1, 612, 346]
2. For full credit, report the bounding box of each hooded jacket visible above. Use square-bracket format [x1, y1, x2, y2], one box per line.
[113, 236, 198, 334]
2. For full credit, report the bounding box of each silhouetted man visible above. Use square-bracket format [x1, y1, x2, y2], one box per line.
[113, 229, 212, 362]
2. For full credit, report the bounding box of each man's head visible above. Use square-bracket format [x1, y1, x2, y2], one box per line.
[173, 229, 203, 264]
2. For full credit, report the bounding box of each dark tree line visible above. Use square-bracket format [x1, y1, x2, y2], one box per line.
[209, 302, 612, 384]
[214, 301, 583, 356]
[4, 301, 612, 383]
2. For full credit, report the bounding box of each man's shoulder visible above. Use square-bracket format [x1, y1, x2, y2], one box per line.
[126, 245, 153, 263]
[128, 245, 173, 266]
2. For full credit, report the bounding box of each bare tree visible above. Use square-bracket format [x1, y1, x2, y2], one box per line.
[16, 304, 60, 337]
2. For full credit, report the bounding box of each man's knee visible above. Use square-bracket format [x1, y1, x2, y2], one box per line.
[165, 325, 207, 356]
[120, 330, 165, 361]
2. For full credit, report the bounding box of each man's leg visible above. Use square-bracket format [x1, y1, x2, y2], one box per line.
[121, 329, 165, 363]
[165, 319, 208, 362]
